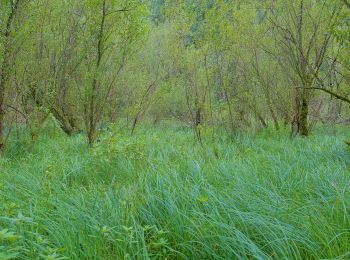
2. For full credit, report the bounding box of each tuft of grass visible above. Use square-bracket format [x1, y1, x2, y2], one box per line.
[0, 125, 349, 259]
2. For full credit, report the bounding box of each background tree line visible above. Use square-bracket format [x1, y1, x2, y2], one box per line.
[0, 0, 350, 149]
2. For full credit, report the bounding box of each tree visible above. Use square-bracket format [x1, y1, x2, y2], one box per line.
[267, 0, 339, 136]
[78, 0, 146, 145]
[0, 0, 22, 150]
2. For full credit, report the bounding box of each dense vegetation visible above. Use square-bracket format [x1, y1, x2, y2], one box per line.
[1, 0, 350, 259]
[0, 0, 350, 146]
[0, 125, 349, 259]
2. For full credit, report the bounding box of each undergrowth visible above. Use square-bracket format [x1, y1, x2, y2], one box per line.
[0, 124, 349, 259]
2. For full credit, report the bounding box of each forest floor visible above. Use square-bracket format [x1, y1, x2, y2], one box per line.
[0, 125, 350, 259]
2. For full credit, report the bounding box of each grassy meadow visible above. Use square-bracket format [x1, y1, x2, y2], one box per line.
[0, 124, 350, 259]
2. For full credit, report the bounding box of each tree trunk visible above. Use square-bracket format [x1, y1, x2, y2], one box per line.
[283, 112, 290, 127]
[256, 112, 268, 128]
[86, 0, 106, 146]
[293, 87, 311, 137]
[299, 93, 310, 136]
[51, 108, 76, 136]
[268, 105, 280, 131]
[0, 64, 8, 151]
[131, 116, 138, 135]
[223, 89, 236, 134]
[87, 125, 96, 146]
[0, 1, 20, 151]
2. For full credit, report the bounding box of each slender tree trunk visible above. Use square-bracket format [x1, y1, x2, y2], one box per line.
[131, 116, 138, 135]
[192, 94, 202, 144]
[224, 89, 236, 134]
[0, 61, 8, 151]
[0, 1, 20, 151]
[51, 107, 76, 135]
[255, 111, 268, 128]
[283, 112, 290, 127]
[87, 0, 106, 145]
[268, 104, 280, 131]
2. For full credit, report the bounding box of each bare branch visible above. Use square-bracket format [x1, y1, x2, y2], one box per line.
[301, 87, 350, 104]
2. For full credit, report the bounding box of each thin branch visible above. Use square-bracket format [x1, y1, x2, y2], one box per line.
[4, 104, 29, 123]
[301, 87, 350, 104]
[105, 8, 132, 17]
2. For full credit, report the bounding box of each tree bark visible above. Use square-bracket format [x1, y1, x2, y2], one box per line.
[87, 0, 106, 145]
[293, 87, 311, 137]
[0, 0, 20, 151]
[299, 91, 310, 136]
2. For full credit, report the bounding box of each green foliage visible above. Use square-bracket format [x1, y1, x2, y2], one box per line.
[334, 3, 350, 71]
[0, 125, 350, 258]
[1, 1, 350, 257]
[92, 125, 146, 162]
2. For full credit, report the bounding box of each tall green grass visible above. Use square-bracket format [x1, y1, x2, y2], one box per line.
[0, 125, 349, 259]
